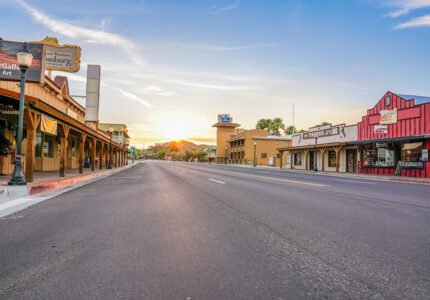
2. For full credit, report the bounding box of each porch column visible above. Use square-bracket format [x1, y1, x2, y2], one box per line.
[334, 146, 342, 173]
[99, 142, 104, 170]
[78, 133, 86, 174]
[303, 149, 310, 170]
[319, 148, 327, 172]
[279, 151, 283, 169]
[59, 124, 70, 177]
[24, 110, 40, 182]
[90, 138, 96, 171]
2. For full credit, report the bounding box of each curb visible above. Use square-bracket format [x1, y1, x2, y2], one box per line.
[28, 163, 137, 196]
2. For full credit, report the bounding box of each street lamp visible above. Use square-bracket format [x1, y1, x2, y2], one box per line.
[314, 136, 318, 171]
[108, 126, 113, 169]
[9, 43, 33, 186]
[253, 142, 257, 167]
[225, 145, 228, 165]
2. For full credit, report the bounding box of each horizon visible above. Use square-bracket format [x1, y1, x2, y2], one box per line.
[1, 0, 429, 147]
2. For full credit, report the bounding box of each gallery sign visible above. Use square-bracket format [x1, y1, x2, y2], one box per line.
[374, 125, 388, 134]
[219, 114, 232, 123]
[39, 37, 81, 73]
[0, 40, 44, 82]
[380, 109, 397, 124]
[303, 126, 344, 139]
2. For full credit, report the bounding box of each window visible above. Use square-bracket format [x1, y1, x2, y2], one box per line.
[276, 153, 281, 159]
[377, 147, 395, 167]
[70, 136, 77, 157]
[294, 152, 302, 166]
[402, 142, 423, 165]
[35, 132, 42, 157]
[363, 144, 395, 167]
[35, 132, 54, 158]
[261, 153, 267, 159]
[385, 95, 391, 106]
[328, 151, 336, 167]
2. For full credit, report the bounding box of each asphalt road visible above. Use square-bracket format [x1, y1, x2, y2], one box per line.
[1, 161, 429, 299]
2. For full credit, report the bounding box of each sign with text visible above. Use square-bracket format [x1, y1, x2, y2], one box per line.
[303, 126, 342, 139]
[218, 114, 232, 123]
[44, 45, 80, 72]
[374, 125, 388, 134]
[0, 40, 44, 82]
[380, 109, 397, 124]
[85, 65, 101, 122]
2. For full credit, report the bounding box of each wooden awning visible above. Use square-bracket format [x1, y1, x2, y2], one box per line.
[277, 142, 348, 152]
[0, 87, 38, 103]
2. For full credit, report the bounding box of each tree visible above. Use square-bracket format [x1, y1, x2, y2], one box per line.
[256, 118, 271, 131]
[196, 151, 208, 162]
[284, 125, 297, 135]
[156, 149, 167, 160]
[269, 118, 285, 136]
[314, 121, 330, 127]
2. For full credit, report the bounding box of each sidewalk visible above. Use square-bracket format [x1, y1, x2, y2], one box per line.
[209, 163, 430, 185]
[0, 162, 137, 204]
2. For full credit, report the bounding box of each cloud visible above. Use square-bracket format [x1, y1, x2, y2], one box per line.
[181, 42, 277, 51]
[386, 0, 430, 18]
[140, 85, 176, 96]
[209, 0, 240, 14]
[15, 0, 143, 65]
[394, 14, 430, 28]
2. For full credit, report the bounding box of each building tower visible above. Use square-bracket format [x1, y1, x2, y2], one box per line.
[212, 114, 240, 164]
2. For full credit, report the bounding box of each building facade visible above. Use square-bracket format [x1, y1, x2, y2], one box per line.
[278, 124, 358, 173]
[356, 92, 430, 178]
[212, 114, 240, 163]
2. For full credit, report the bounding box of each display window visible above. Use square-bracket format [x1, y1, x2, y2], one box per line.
[362, 144, 395, 167]
[294, 152, 302, 166]
[401, 142, 425, 168]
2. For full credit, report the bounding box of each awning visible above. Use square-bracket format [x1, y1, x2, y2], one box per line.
[402, 142, 423, 150]
[350, 135, 430, 145]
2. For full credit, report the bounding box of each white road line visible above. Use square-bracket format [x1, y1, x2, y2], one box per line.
[335, 179, 376, 185]
[208, 178, 226, 184]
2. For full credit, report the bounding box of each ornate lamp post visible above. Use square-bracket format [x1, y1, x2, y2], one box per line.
[9, 43, 33, 186]
[253, 142, 257, 167]
[108, 126, 114, 169]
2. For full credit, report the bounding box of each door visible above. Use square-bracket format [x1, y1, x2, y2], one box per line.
[309, 151, 315, 170]
[346, 149, 357, 173]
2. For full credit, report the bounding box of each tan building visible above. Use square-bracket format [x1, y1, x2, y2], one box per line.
[213, 114, 292, 167]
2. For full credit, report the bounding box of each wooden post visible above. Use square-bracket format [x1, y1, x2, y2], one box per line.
[90, 138, 96, 171]
[334, 146, 342, 173]
[279, 151, 283, 169]
[78, 133, 86, 174]
[24, 110, 40, 182]
[319, 148, 327, 172]
[99, 142, 104, 170]
[59, 124, 70, 177]
[303, 149, 310, 170]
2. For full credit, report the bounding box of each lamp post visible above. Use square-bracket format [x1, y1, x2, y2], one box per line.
[253, 142, 257, 167]
[314, 136, 318, 171]
[224, 145, 228, 165]
[9, 43, 33, 186]
[108, 126, 113, 169]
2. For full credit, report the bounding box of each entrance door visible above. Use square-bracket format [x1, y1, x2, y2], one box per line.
[309, 151, 316, 170]
[346, 149, 357, 173]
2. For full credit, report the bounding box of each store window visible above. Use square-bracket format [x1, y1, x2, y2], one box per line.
[294, 152, 302, 166]
[401, 142, 425, 168]
[261, 153, 267, 159]
[328, 151, 336, 167]
[363, 144, 395, 167]
[35, 132, 54, 158]
[35, 132, 42, 157]
[71, 136, 77, 157]
[276, 153, 281, 159]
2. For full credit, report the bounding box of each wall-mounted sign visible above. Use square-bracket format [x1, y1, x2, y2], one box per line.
[380, 109, 397, 124]
[37, 37, 81, 73]
[374, 125, 388, 134]
[0, 40, 44, 82]
[40, 114, 57, 135]
[423, 149, 429, 162]
[303, 126, 343, 139]
[219, 114, 232, 123]
[66, 107, 78, 120]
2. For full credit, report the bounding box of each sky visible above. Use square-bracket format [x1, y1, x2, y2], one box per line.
[0, 0, 429, 147]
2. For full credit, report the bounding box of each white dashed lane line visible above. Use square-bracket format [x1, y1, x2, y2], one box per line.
[208, 178, 226, 184]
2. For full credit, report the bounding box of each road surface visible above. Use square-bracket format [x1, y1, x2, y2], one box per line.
[1, 161, 429, 299]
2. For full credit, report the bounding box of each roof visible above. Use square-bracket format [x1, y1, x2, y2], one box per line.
[53, 76, 69, 91]
[99, 123, 130, 138]
[253, 135, 292, 141]
[212, 122, 240, 128]
[226, 132, 246, 142]
[397, 94, 430, 105]
[277, 142, 348, 151]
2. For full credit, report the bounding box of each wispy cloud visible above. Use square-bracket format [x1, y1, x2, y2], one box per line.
[180, 42, 277, 51]
[15, 0, 143, 65]
[208, 0, 241, 14]
[386, 0, 430, 17]
[394, 14, 430, 28]
[140, 85, 176, 96]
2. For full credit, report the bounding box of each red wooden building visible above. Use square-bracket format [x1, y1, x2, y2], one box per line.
[357, 91, 430, 178]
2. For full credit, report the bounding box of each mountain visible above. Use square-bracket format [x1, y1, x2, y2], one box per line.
[147, 140, 212, 154]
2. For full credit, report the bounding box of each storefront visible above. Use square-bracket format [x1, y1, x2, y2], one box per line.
[278, 123, 358, 172]
[356, 92, 430, 177]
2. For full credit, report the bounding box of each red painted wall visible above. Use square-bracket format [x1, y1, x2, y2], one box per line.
[357, 92, 430, 178]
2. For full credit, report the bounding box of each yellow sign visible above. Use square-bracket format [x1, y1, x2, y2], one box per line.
[380, 109, 397, 124]
[38, 37, 81, 73]
[41, 114, 58, 135]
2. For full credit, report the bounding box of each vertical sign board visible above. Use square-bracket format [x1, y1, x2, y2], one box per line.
[85, 65, 101, 122]
[0, 40, 44, 82]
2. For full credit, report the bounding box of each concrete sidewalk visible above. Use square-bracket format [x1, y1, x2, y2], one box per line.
[205, 162, 430, 185]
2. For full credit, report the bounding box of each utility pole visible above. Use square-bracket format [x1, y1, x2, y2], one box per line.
[292, 104, 295, 134]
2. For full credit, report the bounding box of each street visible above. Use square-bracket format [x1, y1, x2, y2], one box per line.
[1, 161, 429, 299]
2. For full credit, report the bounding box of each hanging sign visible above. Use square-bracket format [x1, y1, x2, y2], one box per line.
[380, 109, 397, 124]
[40, 114, 58, 135]
[0, 40, 44, 82]
[374, 125, 388, 134]
[37, 37, 81, 73]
